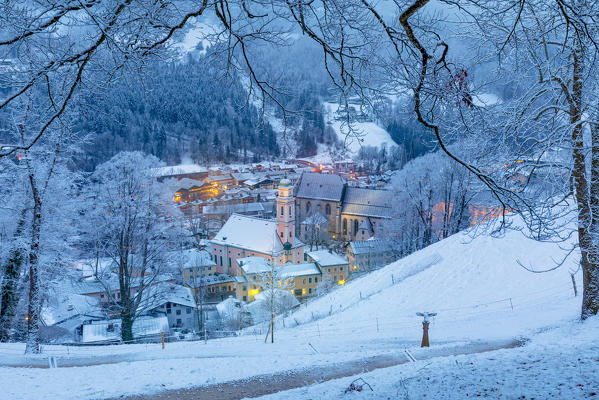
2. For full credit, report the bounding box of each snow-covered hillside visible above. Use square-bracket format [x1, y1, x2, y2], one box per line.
[278, 220, 581, 343]
[323, 102, 397, 153]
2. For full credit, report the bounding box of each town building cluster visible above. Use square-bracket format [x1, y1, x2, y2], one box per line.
[48, 161, 398, 343]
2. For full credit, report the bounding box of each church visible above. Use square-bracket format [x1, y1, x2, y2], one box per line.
[209, 179, 305, 276]
[293, 172, 393, 242]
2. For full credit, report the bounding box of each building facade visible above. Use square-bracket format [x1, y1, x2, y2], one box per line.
[294, 173, 392, 242]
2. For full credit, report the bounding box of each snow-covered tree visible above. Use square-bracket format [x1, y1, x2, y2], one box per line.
[81, 151, 184, 342]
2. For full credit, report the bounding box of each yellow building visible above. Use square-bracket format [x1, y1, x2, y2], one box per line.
[306, 249, 349, 285]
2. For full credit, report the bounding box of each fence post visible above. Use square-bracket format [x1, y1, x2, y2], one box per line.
[376, 318, 379, 333]
[161, 331, 165, 349]
[204, 326, 207, 344]
[509, 298, 514, 311]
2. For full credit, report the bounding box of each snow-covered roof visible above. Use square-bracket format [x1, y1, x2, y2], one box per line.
[307, 250, 348, 267]
[41, 293, 102, 326]
[349, 239, 394, 255]
[141, 283, 196, 310]
[210, 214, 284, 255]
[207, 174, 233, 182]
[341, 187, 393, 218]
[238, 256, 272, 275]
[280, 263, 321, 278]
[295, 172, 345, 201]
[202, 203, 264, 215]
[77, 273, 175, 295]
[152, 164, 208, 177]
[177, 248, 216, 269]
[187, 274, 235, 288]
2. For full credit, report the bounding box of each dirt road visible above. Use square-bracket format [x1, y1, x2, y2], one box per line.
[116, 339, 525, 400]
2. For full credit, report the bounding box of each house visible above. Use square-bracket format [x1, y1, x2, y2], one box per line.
[41, 293, 104, 343]
[77, 273, 176, 304]
[346, 239, 397, 273]
[306, 249, 349, 284]
[142, 283, 199, 331]
[179, 248, 218, 280]
[236, 257, 272, 302]
[279, 262, 322, 299]
[209, 179, 305, 275]
[294, 172, 393, 242]
[186, 274, 237, 303]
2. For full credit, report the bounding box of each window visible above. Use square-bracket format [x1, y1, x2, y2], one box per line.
[354, 219, 359, 235]
[107, 323, 115, 332]
[309, 288, 312, 294]
[243, 286, 247, 291]
[214, 254, 218, 264]
[343, 218, 347, 234]
[176, 309, 181, 315]
[340, 267, 343, 271]
[290, 231, 293, 238]
[325, 204, 331, 215]
[289, 206, 292, 216]
[315, 277, 318, 283]
[243, 296, 247, 301]
[280, 232, 284, 238]
[294, 289, 302, 296]
[176, 319, 182, 326]
[219, 256, 223, 266]
[186, 308, 191, 314]
[309, 277, 312, 283]
[303, 279, 306, 284]
[306, 201, 311, 213]
[281, 206, 284, 216]
[304, 253, 307, 261]
[228, 258, 231, 268]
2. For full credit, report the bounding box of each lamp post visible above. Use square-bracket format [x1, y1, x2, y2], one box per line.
[416, 312, 437, 347]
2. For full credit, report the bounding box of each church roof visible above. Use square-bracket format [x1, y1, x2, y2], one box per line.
[211, 214, 304, 255]
[211, 214, 284, 255]
[295, 172, 345, 201]
[341, 187, 393, 218]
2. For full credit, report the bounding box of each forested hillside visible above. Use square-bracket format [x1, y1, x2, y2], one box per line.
[74, 56, 279, 170]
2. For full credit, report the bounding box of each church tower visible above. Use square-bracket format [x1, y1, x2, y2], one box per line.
[277, 179, 295, 255]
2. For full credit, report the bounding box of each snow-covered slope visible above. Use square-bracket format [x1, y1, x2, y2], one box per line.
[279, 221, 581, 342]
[323, 102, 397, 153]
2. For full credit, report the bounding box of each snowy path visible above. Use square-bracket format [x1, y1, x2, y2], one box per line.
[117, 339, 523, 400]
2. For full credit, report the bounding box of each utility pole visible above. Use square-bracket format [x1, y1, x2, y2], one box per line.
[416, 312, 437, 347]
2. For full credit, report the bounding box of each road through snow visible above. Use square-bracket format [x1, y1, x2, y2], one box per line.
[117, 339, 524, 400]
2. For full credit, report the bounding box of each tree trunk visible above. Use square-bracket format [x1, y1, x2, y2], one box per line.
[0, 214, 26, 342]
[121, 313, 134, 343]
[25, 177, 42, 354]
[569, 40, 598, 319]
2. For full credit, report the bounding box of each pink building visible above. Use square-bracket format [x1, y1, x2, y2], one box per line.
[209, 179, 304, 275]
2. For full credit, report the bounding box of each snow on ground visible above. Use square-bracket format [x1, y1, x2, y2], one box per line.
[278, 220, 581, 344]
[252, 317, 599, 399]
[0, 219, 587, 399]
[250, 316, 599, 400]
[173, 22, 219, 57]
[0, 332, 425, 400]
[323, 102, 397, 153]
